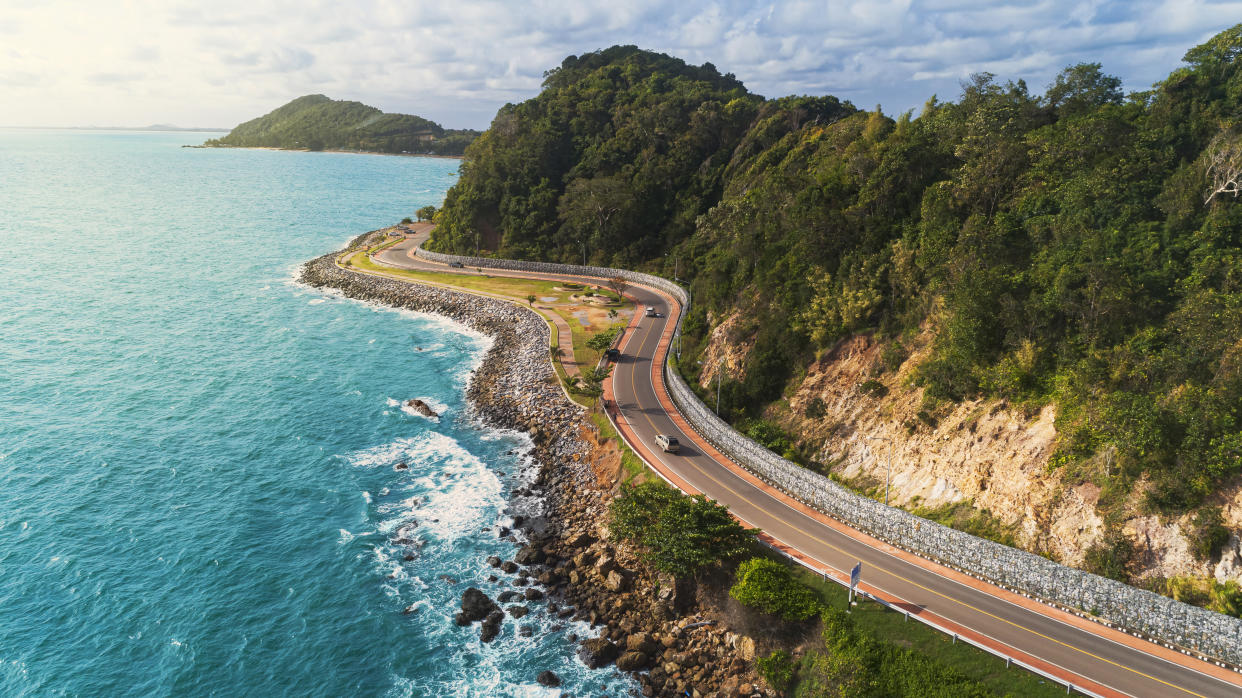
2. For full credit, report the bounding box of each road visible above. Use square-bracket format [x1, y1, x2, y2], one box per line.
[372, 230, 1242, 698]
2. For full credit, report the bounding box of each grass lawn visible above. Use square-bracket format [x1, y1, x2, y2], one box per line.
[782, 558, 1070, 697]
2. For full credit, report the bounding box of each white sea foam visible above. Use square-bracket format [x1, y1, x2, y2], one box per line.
[308, 298, 326, 305]
[348, 433, 504, 544]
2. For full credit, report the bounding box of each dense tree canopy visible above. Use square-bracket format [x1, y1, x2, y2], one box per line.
[434, 29, 1242, 515]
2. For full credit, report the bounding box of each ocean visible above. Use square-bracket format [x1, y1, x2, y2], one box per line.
[0, 129, 632, 697]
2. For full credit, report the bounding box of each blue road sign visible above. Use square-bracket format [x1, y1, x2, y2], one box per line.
[850, 562, 861, 592]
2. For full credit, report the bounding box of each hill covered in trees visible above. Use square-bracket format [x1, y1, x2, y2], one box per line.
[203, 94, 478, 155]
[429, 33, 1242, 588]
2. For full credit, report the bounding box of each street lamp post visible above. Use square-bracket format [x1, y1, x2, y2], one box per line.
[871, 437, 894, 506]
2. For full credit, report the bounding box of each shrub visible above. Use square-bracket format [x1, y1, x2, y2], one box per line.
[880, 340, 908, 373]
[610, 482, 756, 577]
[741, 419, 795, 458]
[804, 396, 826, 419]
[1188, 507, 1231, 562]
[1083, 531, 1134, 582]
[400, 216, 413, 224]
[756, 650, 796, 694]
[859, 379, 888, 398]
[729, 558, 822, 621]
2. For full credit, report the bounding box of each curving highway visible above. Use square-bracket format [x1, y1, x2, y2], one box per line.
[370, 230, 1242, 698]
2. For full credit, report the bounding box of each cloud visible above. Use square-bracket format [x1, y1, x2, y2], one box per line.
[1, 0, 1239, 129]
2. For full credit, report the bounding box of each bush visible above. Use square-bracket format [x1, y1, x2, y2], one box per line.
[880, 340, 908, 373]
[741, 419, 795, 458]
[1148, 576, 1242, 617]
[1188, 507, 1231, 562]
[804, 397, 826, 420]
[610, 482, 756, 577]
[400, 216, 413, 224]
[1083, 532, 1134, 582]
[756, 650, 796, 694]
[859, 379, 889, 398]
[729, 558, 822, 621]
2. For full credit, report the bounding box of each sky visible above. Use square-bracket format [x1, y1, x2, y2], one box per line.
[2, 0, 1239, 130]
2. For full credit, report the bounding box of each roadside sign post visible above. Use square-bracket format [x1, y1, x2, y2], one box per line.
[848, 562, 861, 611]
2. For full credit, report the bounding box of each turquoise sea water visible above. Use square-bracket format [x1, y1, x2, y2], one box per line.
[0, 130, 630, 697]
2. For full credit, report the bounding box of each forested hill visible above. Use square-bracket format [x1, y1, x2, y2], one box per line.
[430, 30, 1242, 528]
[203, 95, 479, 155]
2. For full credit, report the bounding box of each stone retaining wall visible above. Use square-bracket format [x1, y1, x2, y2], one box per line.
[415, 246, 1242, 666]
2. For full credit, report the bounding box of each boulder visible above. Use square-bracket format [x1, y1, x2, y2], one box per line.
[405, 399, 439, 417]
[497, 590, 522, 603]
[577, 637, 620, 669]
[616, 650, 651, 672]
[565, 531, 594, 549]
[523, 588, 544, 601]
[657, 573, 696, 612]
[594, 554, 617, 576]
[626, 632, 658, 655]
[536, 671, 561, 688]
[486, 556, 501, 567]
[508, 605, 529, 619]
[459, 588, 499, 623]
[605, 570, 630, 592]
[514, 544, 545, 566]
[479, 610, 503, 643]
[500, 561, 518, 574]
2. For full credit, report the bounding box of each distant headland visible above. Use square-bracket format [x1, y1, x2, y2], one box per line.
[196, 94, 479, 157]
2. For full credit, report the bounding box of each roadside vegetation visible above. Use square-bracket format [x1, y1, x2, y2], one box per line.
[608, 483, 1068, 696]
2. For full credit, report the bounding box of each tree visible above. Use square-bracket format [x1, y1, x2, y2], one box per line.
[527, 293, 536, 306]
[609, 481, 756, 577]
[586, 326, 621, 352]
[1204, 128, 1242, 203]
[605, 276, 630, 300]
[1044, 63, 1123, 116]
[417, 205, 438, 221]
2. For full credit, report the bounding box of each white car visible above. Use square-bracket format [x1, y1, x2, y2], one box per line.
[655, 434, 680, 453]
[645, 306, 657, 317]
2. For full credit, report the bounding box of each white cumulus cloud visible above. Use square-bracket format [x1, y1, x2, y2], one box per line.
[0, 0, 1238, 129]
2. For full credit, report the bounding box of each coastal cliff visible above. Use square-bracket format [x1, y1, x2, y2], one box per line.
[300, 237, 767, 697]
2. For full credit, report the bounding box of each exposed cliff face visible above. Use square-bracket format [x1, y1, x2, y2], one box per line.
[699, 325, 1242, 585]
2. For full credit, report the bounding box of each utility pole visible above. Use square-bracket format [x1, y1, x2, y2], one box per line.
[871, 437, 894, 505]
[715, 358, 724, 416]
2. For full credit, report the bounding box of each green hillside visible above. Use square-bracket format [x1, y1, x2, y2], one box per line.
[430, 28, 1242, 533]
[204, 94, 478, 155]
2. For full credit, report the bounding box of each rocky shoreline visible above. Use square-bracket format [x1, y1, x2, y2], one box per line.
[300, 236, 766, 697]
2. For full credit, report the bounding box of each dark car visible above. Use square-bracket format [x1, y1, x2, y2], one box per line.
[604, 348, 621, 361]
[448, 261, 464, 268]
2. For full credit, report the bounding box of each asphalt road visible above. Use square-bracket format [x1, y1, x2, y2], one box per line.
[373, 231, 1242, 698]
